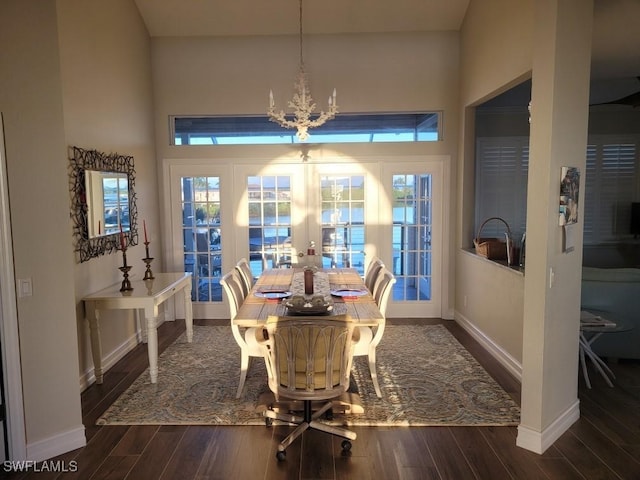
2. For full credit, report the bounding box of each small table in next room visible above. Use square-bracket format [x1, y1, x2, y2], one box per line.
[579, 310, 633, 389]
[83, 272, 193, 384]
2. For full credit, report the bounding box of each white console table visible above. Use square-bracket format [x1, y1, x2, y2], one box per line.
[83, 272, 193, 384]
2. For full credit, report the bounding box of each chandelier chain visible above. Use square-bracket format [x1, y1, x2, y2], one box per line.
[267, 0, 338, 142]
[299, 0, 304, 68]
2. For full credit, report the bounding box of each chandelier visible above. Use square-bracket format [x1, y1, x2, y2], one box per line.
[268, 0, 338, 142]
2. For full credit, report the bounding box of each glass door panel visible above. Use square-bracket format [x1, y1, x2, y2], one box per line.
[247, 175, 293, 276]
[392, 174, 432, 301]
[383, 160, 443, 318]
[181, 176, 222, 302]
[320, 175, 366, 274]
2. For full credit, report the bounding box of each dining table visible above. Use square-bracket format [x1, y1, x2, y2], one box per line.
[233, 267, 384, 327]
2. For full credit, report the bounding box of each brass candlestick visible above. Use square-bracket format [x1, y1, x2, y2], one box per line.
[119, 252, 133, 292]
[143, 241, 155, 280]
[143, 257, 155, 280]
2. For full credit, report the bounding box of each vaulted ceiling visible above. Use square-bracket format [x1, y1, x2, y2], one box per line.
[134, 0, 640, 103]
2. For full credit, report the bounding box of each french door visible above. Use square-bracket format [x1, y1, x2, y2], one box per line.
[168, 158, 443, 319]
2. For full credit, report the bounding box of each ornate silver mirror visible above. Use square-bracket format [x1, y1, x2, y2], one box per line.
[69, 146, 138, 262]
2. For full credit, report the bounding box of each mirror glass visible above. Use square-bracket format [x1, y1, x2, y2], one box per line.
[69, 146, 138, 262]
[85, 171, 130, 238]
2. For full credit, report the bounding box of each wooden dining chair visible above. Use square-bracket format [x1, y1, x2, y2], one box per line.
[257, 314, 360, 461]
[220, 269, 263, 398]
[235, 257, 254, 298]
[364, 256, 385, 293]
[353, 267, 396, 398]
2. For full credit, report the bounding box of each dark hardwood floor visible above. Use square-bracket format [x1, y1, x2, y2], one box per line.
[7, 318, 640, 480]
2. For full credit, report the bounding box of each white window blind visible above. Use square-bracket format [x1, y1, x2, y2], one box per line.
[584, 136, 639, 244]
[475, 137, 529, 241]
[475, 134, 639, 248]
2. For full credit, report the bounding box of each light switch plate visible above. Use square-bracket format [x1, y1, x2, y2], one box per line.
[18, 278, 32, 297]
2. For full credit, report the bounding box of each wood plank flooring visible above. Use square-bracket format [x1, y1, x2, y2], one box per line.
[6, 318, 640, 480]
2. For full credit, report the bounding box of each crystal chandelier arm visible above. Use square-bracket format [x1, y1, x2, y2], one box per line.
[267, 108, 300, 129]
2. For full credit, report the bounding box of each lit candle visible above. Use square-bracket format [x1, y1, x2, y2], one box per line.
[143, 220, 148, 243]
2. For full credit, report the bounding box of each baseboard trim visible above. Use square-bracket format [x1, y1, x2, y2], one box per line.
[453, 311, 523, 381]
[26, 425, 86, 462]
[80, 315, 168, 391]
[79, 330, 140, 391]
[516, 400, 580, 454]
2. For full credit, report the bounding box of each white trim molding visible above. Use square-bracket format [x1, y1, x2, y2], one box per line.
[516, 400, 580, 454]
[454, 311, 523, 381]
[0, 113, 27, 460]
[26, 425, 86, 463]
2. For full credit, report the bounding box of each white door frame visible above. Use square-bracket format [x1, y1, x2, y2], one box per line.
[381, 158, 445, 318]
[0, 113, 27, 459]
[166, 163, 232, 319]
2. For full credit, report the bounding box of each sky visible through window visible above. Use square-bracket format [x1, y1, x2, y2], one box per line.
[173, 113, 440, 145]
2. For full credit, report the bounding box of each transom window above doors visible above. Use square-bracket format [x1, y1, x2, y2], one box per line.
[172, 113, 441, 145]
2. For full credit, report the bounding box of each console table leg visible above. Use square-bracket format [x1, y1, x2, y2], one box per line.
[146, 313, 159, 383]
[184, 283, 193, 343]
[87, 305, 104, 384]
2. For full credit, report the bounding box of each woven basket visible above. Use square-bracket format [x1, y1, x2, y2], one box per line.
[474, 217, 512, 261]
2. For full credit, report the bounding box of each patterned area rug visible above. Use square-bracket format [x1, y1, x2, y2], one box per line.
[96, 324, 520, 426]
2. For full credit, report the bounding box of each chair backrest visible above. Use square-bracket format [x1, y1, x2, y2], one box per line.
[235, 258, 254, 297]
[220, 269, 247, 345]
[372, 267, 396, 318]
[259, 314, 357, 402]
[364, 257, 384, 292]
[368, 268, 396, 349]
[220, 269, 245, 318]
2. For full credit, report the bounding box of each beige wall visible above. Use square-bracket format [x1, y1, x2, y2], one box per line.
[0, 0, 599, 460]
[457, 0, 533, 365]
[0, 0, 83, 459]
[151, 31, 462, 314]
[458, 0, 593, 453]
[57, 0, 159, 390]
[151, 31, 461, 159]
[0, 0, 157, 460]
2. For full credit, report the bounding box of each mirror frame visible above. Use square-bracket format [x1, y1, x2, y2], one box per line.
[69, 146, 138, 262]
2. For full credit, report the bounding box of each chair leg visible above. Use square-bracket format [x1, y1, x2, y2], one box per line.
[278, 422, 310, 453]
[309, 401, 357, 441]
[236, 350, 249, 398]
[264, 409, 305, 425]
[368, 349, 382, 398]
[309, 421, 357, 441]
